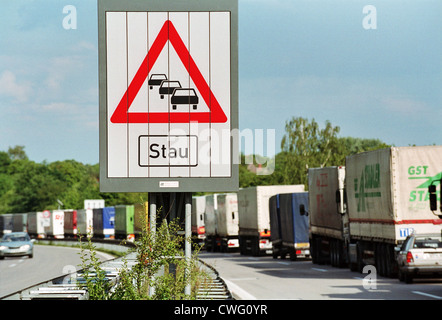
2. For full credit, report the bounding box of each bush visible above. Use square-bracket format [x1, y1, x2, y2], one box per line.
[78, 204, 208, 300]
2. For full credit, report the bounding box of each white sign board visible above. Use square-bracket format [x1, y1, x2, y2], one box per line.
[98, 0, 238, 192]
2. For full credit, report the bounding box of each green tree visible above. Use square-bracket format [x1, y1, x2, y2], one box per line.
[280, 117, 341, 187]
[8, 145, 28, 161]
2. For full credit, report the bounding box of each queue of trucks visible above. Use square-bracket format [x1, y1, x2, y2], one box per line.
[308, 146, 442, 277]
[1, 146, 441, 278]
[198, 145, 442, 278]
[0, 204, 146, 241]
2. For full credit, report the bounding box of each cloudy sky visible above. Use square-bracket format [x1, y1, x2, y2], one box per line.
[0, 0, 441, 165]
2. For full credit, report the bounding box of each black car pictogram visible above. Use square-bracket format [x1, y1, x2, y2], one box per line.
[159, 80, 181, 99]
[171, 88, 199, 110]
[148, 74, 167, 89]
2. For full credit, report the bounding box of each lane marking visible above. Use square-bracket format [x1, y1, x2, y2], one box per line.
[224, 279, 257, 300]
[311, 267, 328, 272]
[277, 262, 291, 266]
[412, 291, 442, 300]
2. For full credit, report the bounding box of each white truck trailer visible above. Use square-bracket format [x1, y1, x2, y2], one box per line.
[47, 210, 65, 239]
[192, 196, 206, 246]
[238, 185, 305, 256]
[346, 146, 442, 277]
[204, 194, 218, 251]
[216, 193, 239, 252]
[308, 166, 348, 267]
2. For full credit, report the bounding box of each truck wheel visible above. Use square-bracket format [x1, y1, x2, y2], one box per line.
[398, 268, 405, 282]
[310, 239, 317, 264]
[251, 237, 260, 256]
[357, 242, 365, 273]
[289, 250, 297, 261]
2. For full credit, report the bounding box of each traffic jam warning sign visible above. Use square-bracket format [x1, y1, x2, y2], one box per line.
[99, 1, 238, 192]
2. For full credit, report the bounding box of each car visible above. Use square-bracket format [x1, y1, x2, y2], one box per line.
[397, 233, 442, 283]
[148, 74, 167, 89]
[171, 88, 199, 110]
[0, 232, 34, 259]
[159, 80, 181, 99]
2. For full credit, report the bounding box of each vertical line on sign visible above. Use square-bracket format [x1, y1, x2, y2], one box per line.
[188, 13, 191, 177]
[167, 12, 170, 177]
[208, 12, 212, 178]
[126, 12, 129, 178]
[105, 13, 108, 178]
[146, 12, 150, 173]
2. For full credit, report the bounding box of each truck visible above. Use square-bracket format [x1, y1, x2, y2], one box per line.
[114, 205, 135, 241]
[345, 146, 442, 277]
[0, 214, 13, 236]
[191, 196, 206, 246]
[63, 209, 93, 238]
[93, 207, 115, 239]
[308, 166, 348, 267]
[63, 210, 78, 238]
[27, 211, 51, 238]
[269, 192, 310, 260]
[47, 210, 64, 239]
[215, 193, 239, 252]
[12, 213, 27, 232]
[204, 193, 240, 252]
[204, 194, 218, 251]
[238, 185, 305, 256]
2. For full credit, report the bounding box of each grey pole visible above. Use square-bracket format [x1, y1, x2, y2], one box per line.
[184, 192, 192, 296]
[149, 193, 156, 297]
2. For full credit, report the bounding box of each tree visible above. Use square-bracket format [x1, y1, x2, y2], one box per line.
[8, 145, 28, 161]
[280, 117, 342, 187]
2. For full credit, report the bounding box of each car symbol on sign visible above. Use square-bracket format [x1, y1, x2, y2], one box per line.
[159, 80, 181, 99]
[171, 88, 199, 110]
[148, 74, 167, 89]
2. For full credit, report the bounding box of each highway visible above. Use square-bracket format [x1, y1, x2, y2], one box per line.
[2, 245, 442, 300]
[0, 244, 114, 298]
[199, 252, 442, 300]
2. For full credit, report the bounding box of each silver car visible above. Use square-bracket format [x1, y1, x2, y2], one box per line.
[0, 232, 34, 259]
[397, 233, 442, 283]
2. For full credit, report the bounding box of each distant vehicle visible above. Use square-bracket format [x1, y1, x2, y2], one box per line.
[238, 185, 305, 256]
[397, 233, 442, 283]
[148, 74, 167, 89]
[171, 88, 199, 110]
[159, 80, 181, 99]
[269, 192, 310, 260]
[0, 232, 34, 259]
[205, 193, 239, 252]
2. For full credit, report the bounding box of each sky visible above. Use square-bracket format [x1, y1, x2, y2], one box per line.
[0, 0, 441, 165]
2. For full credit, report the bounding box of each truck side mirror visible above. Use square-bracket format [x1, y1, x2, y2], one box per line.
[429, 185, 438, 211]
[299, 204, 308, 216]
[336, 189, 346, 215]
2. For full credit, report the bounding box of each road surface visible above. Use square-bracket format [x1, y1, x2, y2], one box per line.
[0, 244, 114, 298]
[199, 251, 442, 300]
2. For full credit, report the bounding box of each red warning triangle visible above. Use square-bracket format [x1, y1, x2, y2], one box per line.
[110, 20, 227, 124]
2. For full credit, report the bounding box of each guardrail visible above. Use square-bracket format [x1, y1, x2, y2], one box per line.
[1, 239, 232, 300]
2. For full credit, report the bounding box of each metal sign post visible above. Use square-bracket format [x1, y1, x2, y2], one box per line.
[184, 192, 192, 296]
